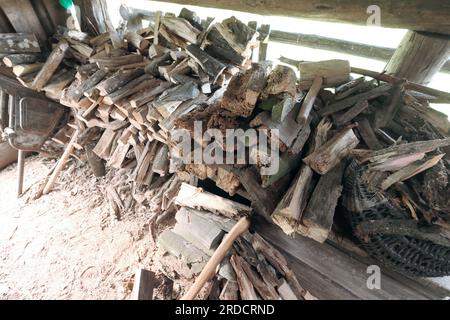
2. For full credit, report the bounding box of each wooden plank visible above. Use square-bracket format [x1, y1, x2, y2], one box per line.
[254, 216, 449, 300]
[159, 0, 450, 35]
[1, 0, 47, 43]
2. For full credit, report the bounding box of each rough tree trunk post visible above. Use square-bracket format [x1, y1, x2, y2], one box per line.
[384, 31, 450, 84]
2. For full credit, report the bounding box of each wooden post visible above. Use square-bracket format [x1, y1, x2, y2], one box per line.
[17, 150, 25, 197]
[385, 31, 450, 84]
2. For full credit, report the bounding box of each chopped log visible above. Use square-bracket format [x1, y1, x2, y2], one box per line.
[92, 54, 144, 69]
[289, 122, 311, 155]
[221, 63, 269, 117]
[175, 207, 225, 251]
[380, 154, 444, 190]
[158, 229, 209, 275]
[333, 100, 369, 126]
[235, 255, 280, 300]
[93, 128, 118, 160]
[204, 17, 257, 65]
[319, 83, 391, 117]
[229, 255, 259, 300]
[296, 76, 322, 125]
[130, 80, 171, 108]
[102, 74, 154, 105]
[12, 63, 43, 77]
[219, 280, 239, 300]
[303, 127, 359, 174]
[356, 116, 382, 150]
[86, 146, 106, 177]
[151, 144, 169, 175]
[144, 52, 171, 75]
[175, 183, 251, 218]
[252, 233, 305, 299]
[126, 32, 150, 50]
[298, 59, 350, 89]
[131, 269, 155, 300]
[108, 143, 131, 169]
[42, 69, 76, 99]
[262, 65, 297, 98]
[95, 69, 144, 96]
[301, 161, 345, 243]
[0, 33, 40, 53]
[161, 16, 201, 44]
[3, 53, 40, 67]
[31, 41, 69, 91]
[335, 77, 366, 100]
[185, 44, 226, 82]
[70, 69, 108, 102]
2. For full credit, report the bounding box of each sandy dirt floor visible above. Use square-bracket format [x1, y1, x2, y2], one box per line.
[0, 155, 194, 300]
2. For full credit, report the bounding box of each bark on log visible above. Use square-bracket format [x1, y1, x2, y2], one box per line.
[0, 33, 40, 53]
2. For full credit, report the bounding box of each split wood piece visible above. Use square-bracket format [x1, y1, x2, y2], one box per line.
[261, 152, 302, 188]
[296, 76, 322, 126]
[219, 280, 239, 300]
[32, 41, 69, 91]
[108, 143, 131, 169]
[203, 17, 257, 65]
[333, 100, 369, 126]
[3, 53, 40, 67]
[181, 217, 251, 300]
[175, 207, 225, 251]
[235, 254, 281, 300]
[179, 8, 203, 31]
[70, 69, 108, 102]
[272, 165, 315, 234]
[92, 54, 144, 69]
[289, 122, 312, 155]
[277, 279, 298, 300]
[250, 110, 301, 149]
[334, 77, 366, 100]
[229, 255, 259, 300]
[355, 116, 382, 150]
[151, 144, 169, 175]
[155, 81, 200, 117]
[131, 269, 155, 300]
[126, 32, 150, 50]
[355, 138, 450, 165]
[355, 219, 450, 248]
[380, 154, 444, 191]
[144, 52, 172, 75]
[42, 69, 76, 100]
[85, 146, 106, 177]
[0, 33, 41, 53]
[271, 93, 297, 123]
[303, 127, 359, 175]
[158, 229, 209, 275]
[43, 130, 79, 195]
[373, 81, 405, 129]
[298, 59, 350, 90]
[130, 80, 171, 108]
[221, 63, 269, 117]
[175, 183, 252, 219]
[262, 65, 297, 98]
[102, 74, 153, 105]
[93, 128, 119, 160]
[226, 166, 277, 220]
[252, 233, 305, 299]
[75, 63, 98, 81]
[161, 16, 201, 44]
[301, 161, 345, 243]
[185, 44, 226, 83]
[134, 141, 159, 186]
[159, 24, 189, 48]
[12, 63, 43, 77]
[319, 83, 392, 117]
[95, 69, 144, 96]
[351, 67, 450, 103]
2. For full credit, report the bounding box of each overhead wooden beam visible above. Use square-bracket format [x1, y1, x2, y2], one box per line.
[158, 0, 450, 35]
[269, 30, 450, 74]
[384, 31, 450, 84]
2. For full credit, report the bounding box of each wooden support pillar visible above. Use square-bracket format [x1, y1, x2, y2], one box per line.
[385, 31, 450, 84]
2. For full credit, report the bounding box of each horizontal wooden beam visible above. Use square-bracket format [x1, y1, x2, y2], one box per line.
[268, 30, 450, 74]
[157, 0, 450, 35]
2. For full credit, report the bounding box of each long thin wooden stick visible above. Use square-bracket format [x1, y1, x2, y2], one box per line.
[180, 217, 251, 300]
[43, 130, 79, 195]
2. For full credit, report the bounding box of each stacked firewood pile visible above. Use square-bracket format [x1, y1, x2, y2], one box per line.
[1, 6, 450, 285]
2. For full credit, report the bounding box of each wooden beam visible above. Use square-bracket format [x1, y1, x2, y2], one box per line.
[158, 0, 450, 35]
[384, 31, 450, 84]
